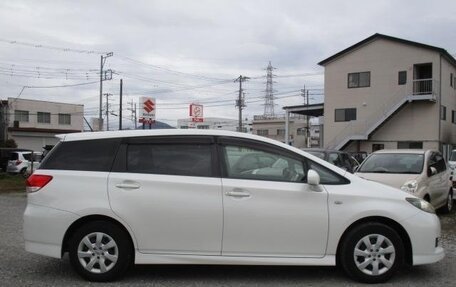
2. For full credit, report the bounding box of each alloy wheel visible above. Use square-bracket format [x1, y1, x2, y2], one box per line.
[77, 232, 119, 274]
[353, 234, 396, 276]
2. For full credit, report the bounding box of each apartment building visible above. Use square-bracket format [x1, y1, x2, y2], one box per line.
[1, 98, 83, 151]
[319, 33, 456, 156]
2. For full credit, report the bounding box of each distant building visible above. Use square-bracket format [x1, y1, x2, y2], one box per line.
[1, 98, 84, 151]
[177, 117, 252, 133]
[252, 114, 309, 148]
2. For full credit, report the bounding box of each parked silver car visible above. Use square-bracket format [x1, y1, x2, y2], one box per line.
[355, 149, 453, 213]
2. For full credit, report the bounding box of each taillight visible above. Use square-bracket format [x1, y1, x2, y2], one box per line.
[26, 174, 53, 193]
[15, 160, 22, 166]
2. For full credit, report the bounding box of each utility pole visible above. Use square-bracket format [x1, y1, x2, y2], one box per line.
[306, 90, 310, 148]
[235, 75, 249, 132]
[128, 100, 137, 129]
[99, 52, 113, 131]
[104, 93, 112, 131]
[119, 79, 123, 130]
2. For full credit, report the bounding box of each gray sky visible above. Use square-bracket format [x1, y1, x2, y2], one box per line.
[1, 0, 455, 128]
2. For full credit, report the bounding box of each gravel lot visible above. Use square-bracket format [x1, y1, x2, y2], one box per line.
[1, 192, 455, 286]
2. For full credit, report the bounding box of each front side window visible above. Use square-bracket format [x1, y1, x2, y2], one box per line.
[37, 112, 51, 124]
[335, 108, 356, 122]
[348, 71, 370, 88]
[127, 144, 212, 177]
[429, 152, 446, 173]
[14, 110, 29, 122]
[222, 145, 304, 182]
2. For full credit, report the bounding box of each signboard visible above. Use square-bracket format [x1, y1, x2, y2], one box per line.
[139, 97, 155, 123]
[189, 103, 203, 122]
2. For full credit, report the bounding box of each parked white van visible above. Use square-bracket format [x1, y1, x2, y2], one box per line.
[24, 130, 444, 283]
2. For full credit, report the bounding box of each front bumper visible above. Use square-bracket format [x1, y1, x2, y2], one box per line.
[23, 203, 79, 258]
[401, 210, 444, 265]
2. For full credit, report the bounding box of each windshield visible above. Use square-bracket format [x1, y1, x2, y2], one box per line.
[357, 153, 424, 174]
[450, 151, 456, 161]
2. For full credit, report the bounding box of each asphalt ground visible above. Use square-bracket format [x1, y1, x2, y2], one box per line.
[1, 192, 455, 286]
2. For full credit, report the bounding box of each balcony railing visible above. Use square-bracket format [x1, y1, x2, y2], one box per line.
[412, 78, 434, 95]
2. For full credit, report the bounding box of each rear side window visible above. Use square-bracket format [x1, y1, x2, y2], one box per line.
[127, 144, 212, 177]
[40, 139, 120, 172]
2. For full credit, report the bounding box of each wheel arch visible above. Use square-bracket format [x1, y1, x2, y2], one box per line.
[61, 214, 135, 260]
[336, 216, 413, 266]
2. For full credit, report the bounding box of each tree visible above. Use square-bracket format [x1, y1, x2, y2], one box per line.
[0, 139, 17, 148]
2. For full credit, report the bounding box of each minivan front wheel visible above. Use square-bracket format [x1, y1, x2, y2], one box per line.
[340, 222, 404, 283]
[68, 221, 132, 282]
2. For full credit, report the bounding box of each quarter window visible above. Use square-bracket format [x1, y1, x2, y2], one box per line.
[127, 144, 212, 177]
[37, 112, 51, 124]
[39, 139, 120, 171]
[335, 108, 356, 122]
[348, 72, 370, 88]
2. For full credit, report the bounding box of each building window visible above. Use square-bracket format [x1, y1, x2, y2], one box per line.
[398, 71, 407, 85]
[277, 129, 285, 136]
[348, 71, 370, 88]
[441, 105, 447, 121]
[257, 129, 269, 136]
[197, 125, 209, 129]
[58, 113, 71, 125]
[397, 141, 423, 149]
[451, 73, 453, 87]
[335, 108, 357, 122]
[372, 144, 384, 152]
[453, 111, 456, 124]
[37, 112, 51, 124]
[14, 110, 29, 122]
[180, 126, 188, 129]
[296, 128, 306, 135]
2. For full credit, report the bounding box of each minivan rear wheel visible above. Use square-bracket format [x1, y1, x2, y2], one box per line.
[339, 222, 404, 283]
[68, 221, 132, 282]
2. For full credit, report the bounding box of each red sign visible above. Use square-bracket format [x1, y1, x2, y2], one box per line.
[192, 118, 203, 122]
[144, 99, 155, 113]
[190, 103, 203, 123]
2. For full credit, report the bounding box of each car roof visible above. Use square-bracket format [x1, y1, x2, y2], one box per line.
[372, 149, 431, 155]
[301, 148, 344, 154]
[59, 129, 279, 145]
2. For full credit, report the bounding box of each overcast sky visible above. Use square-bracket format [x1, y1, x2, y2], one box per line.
[1, 0, 455, 128]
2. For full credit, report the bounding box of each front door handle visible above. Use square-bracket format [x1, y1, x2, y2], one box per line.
[115, 182, 141, 189]
[225, 190, 251, 198]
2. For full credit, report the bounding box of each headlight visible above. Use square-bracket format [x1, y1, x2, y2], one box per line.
[401, 180, 418, 193]
[406, 197, 435, 214]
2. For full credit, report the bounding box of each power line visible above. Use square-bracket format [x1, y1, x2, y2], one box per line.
[0, 39, 107, 55]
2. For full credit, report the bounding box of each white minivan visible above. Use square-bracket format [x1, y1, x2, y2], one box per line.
[24, 130, 444, 283]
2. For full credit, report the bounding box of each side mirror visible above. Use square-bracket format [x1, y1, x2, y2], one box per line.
[428, 166, 437, 177]
[307, 169, 320, 185]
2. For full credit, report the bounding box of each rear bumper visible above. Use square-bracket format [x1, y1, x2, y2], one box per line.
[23, 203, 78, 258]
[400, 211, 445, 265]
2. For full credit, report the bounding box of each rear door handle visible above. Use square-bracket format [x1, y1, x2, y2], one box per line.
[225, 190, 251, 198]
[115, 182, 141, 189]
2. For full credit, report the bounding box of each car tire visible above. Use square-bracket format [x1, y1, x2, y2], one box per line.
[68, 221, 133, 282]
[438, 190, 453, 214]
[339, 222, 404, 283]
